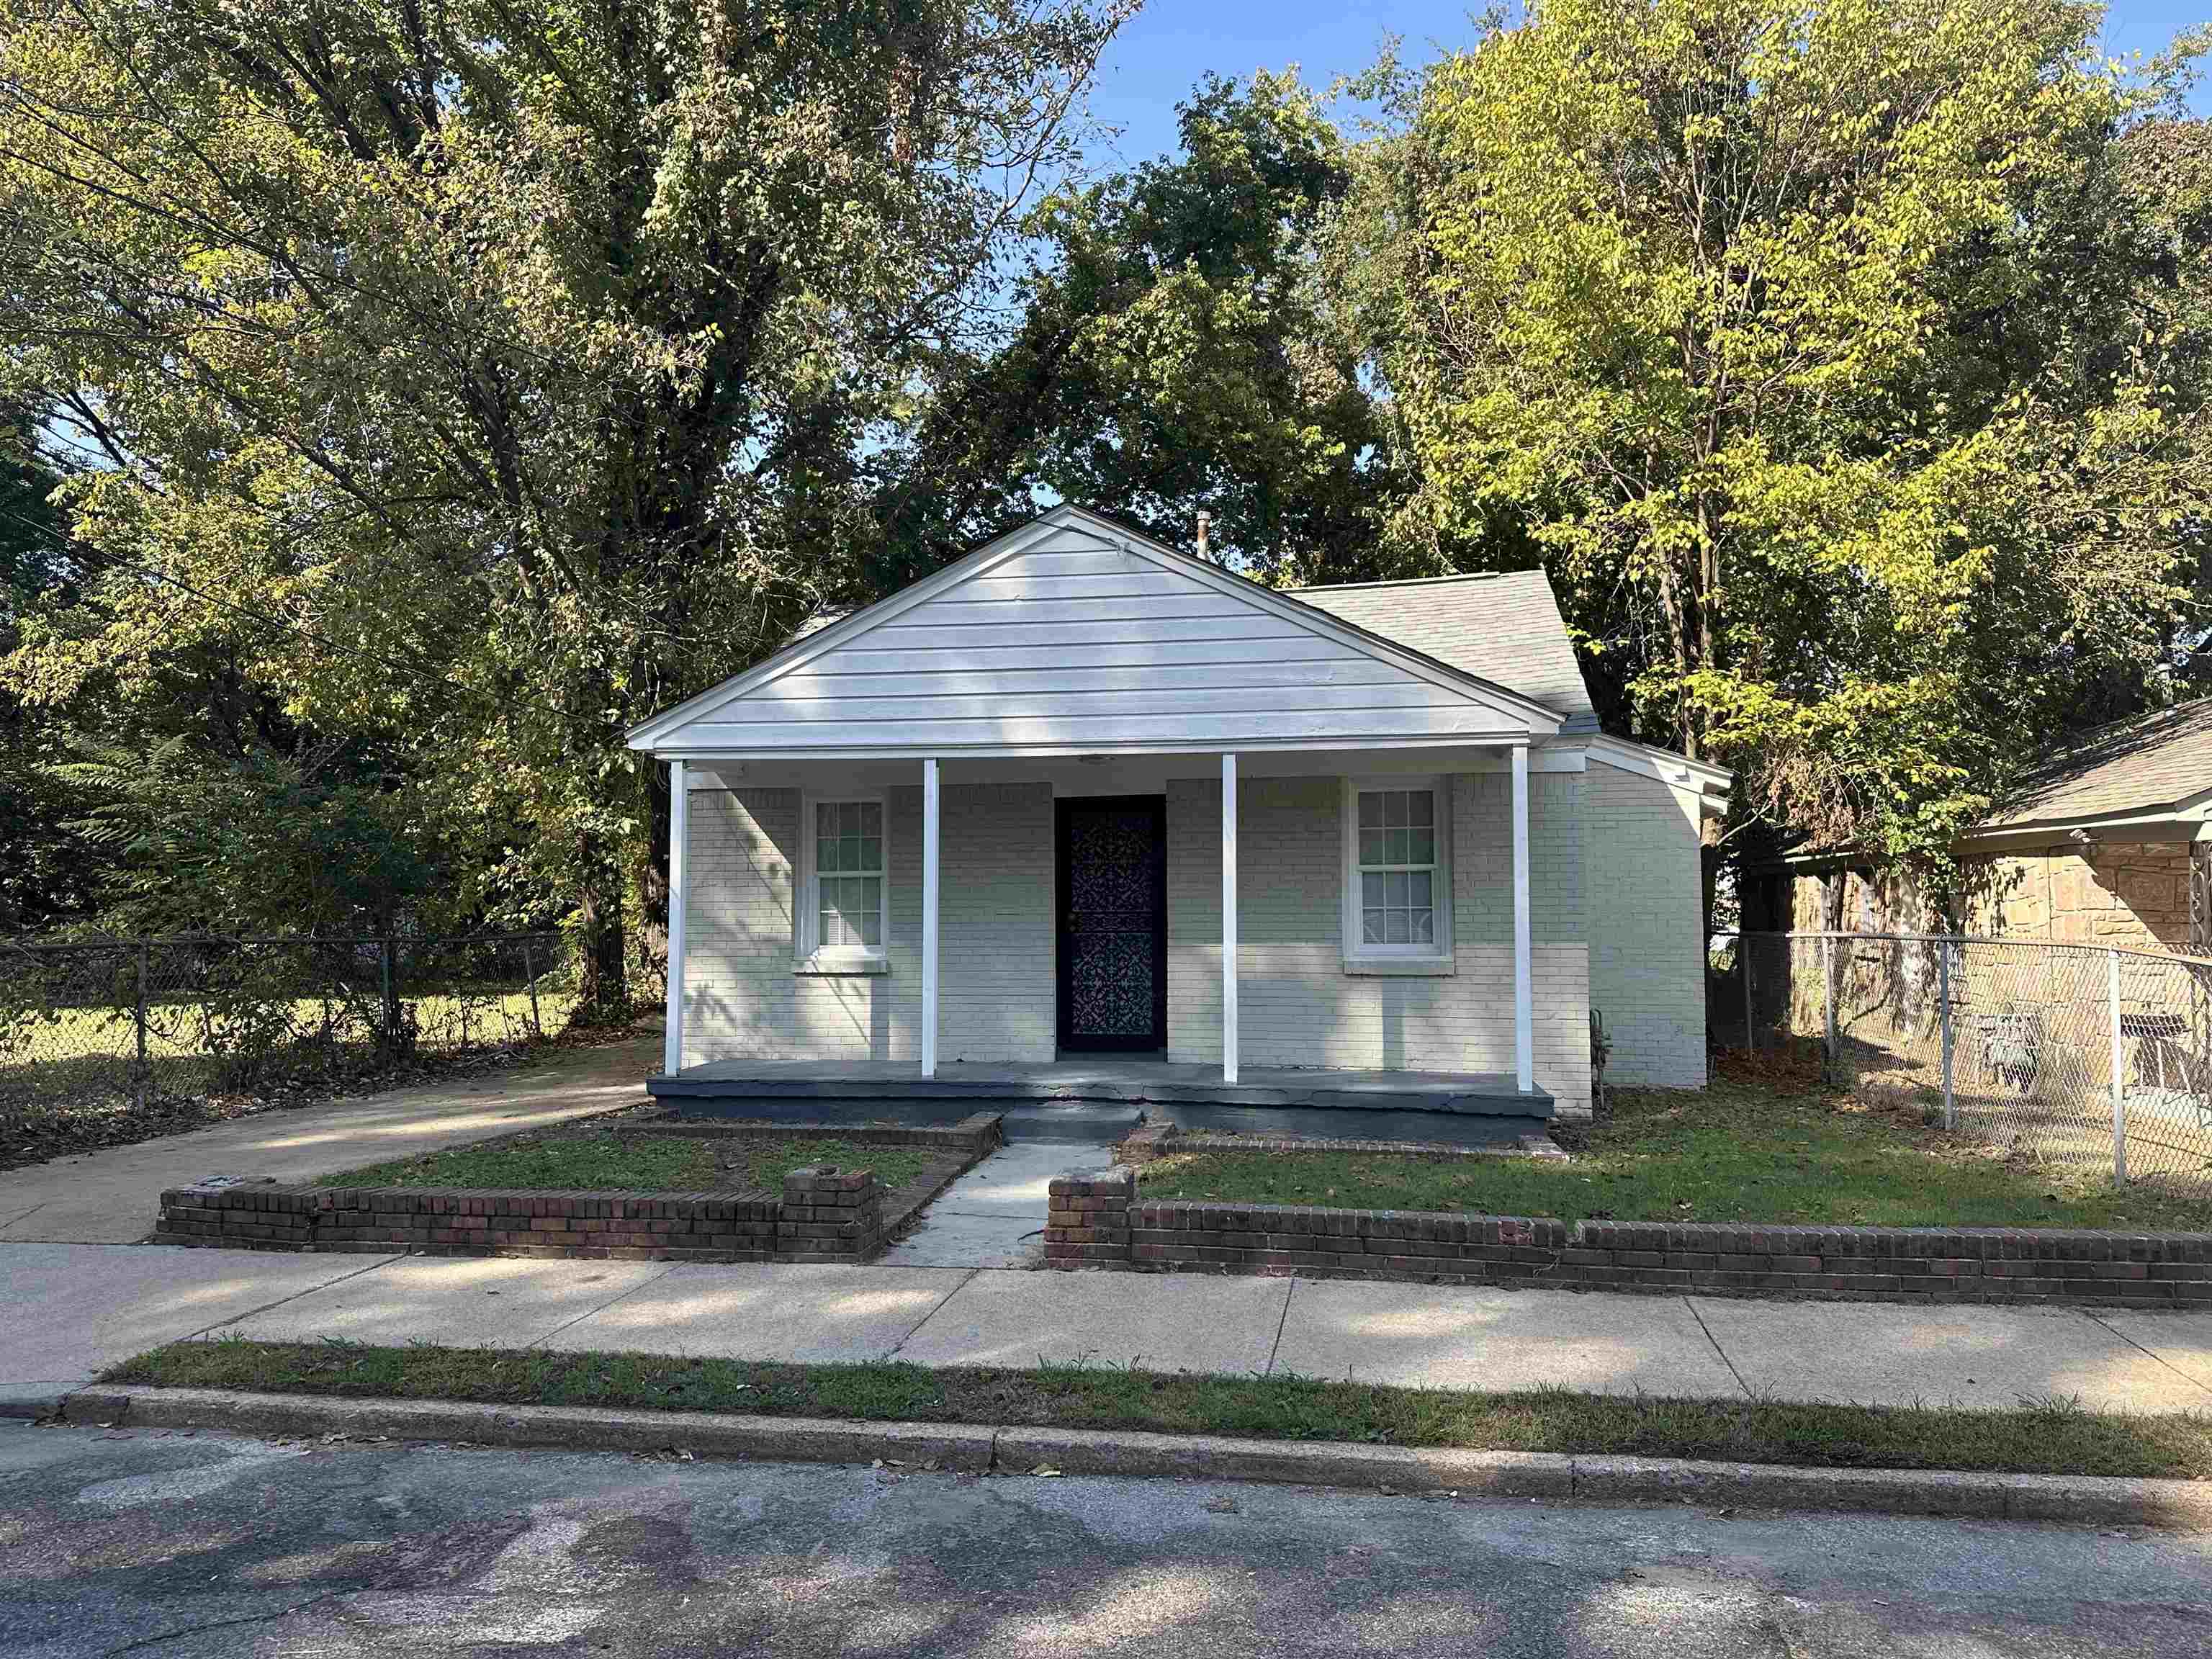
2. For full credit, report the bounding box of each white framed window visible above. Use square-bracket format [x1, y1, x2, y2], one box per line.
[1341, 778, 1452, 963]
[798, 795, 889, 964]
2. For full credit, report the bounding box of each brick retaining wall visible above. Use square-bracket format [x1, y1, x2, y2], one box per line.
[158, 1164, 883, 1264]
[1046, 1169, 2212, 1308]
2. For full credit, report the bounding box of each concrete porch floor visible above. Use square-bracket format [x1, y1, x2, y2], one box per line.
[646, 1057, 1548, 1123]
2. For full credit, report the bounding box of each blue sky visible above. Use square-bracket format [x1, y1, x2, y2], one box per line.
[1083, 1, 2212, 171]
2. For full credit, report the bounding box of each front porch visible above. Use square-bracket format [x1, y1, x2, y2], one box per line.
[646, 1055, 1553, 1147]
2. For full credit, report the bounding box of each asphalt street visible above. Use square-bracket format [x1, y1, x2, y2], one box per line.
[4, 1418, 2211, 1657]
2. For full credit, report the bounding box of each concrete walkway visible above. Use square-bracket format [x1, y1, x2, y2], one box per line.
[10, 1239, 2212, 1421]
[0, 1034, 657, 1245]
[878, 1141, 1120, 1269]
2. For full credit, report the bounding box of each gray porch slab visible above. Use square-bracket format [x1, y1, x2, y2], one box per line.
[649, 1056, 1552, 1121]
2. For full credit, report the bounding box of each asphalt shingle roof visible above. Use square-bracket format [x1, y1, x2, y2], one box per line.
[1982, 696, 2212, 830]
[1289, 571, 1599, 731]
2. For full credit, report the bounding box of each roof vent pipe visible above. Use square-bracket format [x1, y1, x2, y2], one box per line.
[1195, 511, 1211, 561]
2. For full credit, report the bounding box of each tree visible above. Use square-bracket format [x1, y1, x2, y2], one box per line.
[0, 0, 1127, 1002]
[873, 70, 1395, 582]
[1335, 0, 2212, 894]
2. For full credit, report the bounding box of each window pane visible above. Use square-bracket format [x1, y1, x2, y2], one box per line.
[1408, 791, 1433, 827]
[1362, 872, 1385, 907]
[1411, 908, 1434, 944]
[1408, 871, 1431, 909]
[841, 834, 861, 871]
[1387, 871, 1409, 908]
[856, 801, 881, 837]
[1385, 827, 1408, 864]
[860, 835, 881, 873]
[1408, 829, 1434, 866]
[1359, 828, 1384, 866]
[1385, 908, 1409, 943]
[1385, 791, 1406, 827]
[853, 878, 881, 944]
[1359, 792, 1382, 829]
[1362, 910, 1385, 944]
[817, 836, 840, 873]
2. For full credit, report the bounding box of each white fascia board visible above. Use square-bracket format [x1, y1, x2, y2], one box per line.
[625, 513, 1089, 750]
[659, 732, 1539, 765]
[1586, 734, 1733, 799]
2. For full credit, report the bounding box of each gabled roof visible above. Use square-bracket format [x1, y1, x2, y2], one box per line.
[627, 506, 1571, 757]
[1977, 696, 2212, 835]
[1290, 572, 1600, 733]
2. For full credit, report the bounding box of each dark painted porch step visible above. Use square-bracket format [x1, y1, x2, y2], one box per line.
[997, 1102, 1143, 1143]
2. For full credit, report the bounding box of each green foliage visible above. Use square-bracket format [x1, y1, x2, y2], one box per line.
[1335, 0, 2212, 873]
[877, 71, 1394, 581]
[0, 0, 1131, 981]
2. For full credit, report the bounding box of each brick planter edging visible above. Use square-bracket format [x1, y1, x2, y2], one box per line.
[1045, 1172, 2212, 1308]
[156, 1164, 884, 1264]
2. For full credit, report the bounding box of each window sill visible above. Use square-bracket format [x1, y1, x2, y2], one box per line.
[1342, 955, 1455, 977]
[793, 956, 890, 977]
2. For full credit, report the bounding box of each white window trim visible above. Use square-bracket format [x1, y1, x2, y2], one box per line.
[1341, 775, 1453, 972]
[796, 791, 891, 971]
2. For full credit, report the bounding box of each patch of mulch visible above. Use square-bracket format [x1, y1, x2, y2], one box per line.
[0, 1028, 645, 1174]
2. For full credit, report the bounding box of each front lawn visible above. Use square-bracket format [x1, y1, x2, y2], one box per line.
[108, 1337, 2212, 1481]
[318, 1132, 938, 1197]
[1137, 1064, 2212, 1230]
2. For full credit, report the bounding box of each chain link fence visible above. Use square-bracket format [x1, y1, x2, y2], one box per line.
[0, 932, 577, 1119]
[1712, 930, 2212, 1192]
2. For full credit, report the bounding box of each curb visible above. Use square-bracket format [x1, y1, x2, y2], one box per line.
[54, 1386, 2212, 1528]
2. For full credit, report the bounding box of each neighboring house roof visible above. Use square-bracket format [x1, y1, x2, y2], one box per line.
[1290, 572, 1601, 734]
[1977, 696, 2212, 837]
[626, 505, 1571, 757]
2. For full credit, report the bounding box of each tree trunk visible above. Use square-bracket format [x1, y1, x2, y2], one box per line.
[572, 840, 630, 1026]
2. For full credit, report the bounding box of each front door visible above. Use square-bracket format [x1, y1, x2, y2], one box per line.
[1056, 796, 1168, 1052]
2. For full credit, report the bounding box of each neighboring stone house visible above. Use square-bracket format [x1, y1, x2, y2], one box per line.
[1761, 698, 2212, 954]
[628, 504, 1732, 1120]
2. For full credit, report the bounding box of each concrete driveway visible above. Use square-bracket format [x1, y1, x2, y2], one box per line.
[0, 1033, 656, 1245]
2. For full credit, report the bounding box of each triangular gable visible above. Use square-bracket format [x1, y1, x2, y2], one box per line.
[629, 507, 1565, 757]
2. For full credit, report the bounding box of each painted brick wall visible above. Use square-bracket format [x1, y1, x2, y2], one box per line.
[938, 783, 1056, 1062]
[683, 786, 920, 1065]
[1584, 759, 1708, 1087]
[1163, 773, 1593, 1112]
[680, 783, 1055, 1067]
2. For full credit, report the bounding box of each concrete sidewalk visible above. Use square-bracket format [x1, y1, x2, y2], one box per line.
[0, 1034, 657, 1246]
[9, 1240, 2212, 1420]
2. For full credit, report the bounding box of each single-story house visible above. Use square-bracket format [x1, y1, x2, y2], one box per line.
[1758, 696, 2212, 956]
[627, 505, 1730, 1122]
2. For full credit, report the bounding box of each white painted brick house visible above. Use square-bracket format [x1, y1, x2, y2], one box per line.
[629, 505, 1728, 1123]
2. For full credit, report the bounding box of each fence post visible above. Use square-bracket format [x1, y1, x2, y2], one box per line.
[522, 936, 542, 1040]
[379, 937, 397, 1055]
[1822, 934, 1838, 1084]
[1742, 934, 1755, 1051]
[1937, 939, 1956, 1131]
[2109, 948, 2128, 1184]
[133, 940, 149, 1112]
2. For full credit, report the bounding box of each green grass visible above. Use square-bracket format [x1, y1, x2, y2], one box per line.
[108, 1336, 2212, 1481]
[1138, 1069, 2212, 1230]
[314, 1133, 937, 1195]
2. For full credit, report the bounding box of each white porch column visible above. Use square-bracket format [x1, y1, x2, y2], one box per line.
[1222, 752, 1238, 1084]
[1511, 742, 1534, 1094]
[922, 757, 940, 1079]
[662, 759, 687, 1076]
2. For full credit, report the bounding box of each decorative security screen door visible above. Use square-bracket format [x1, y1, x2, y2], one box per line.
[1056, 796, 1169, 1052]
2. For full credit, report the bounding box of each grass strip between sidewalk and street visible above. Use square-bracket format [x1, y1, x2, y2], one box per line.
[107, 1337, 2212, 1483]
